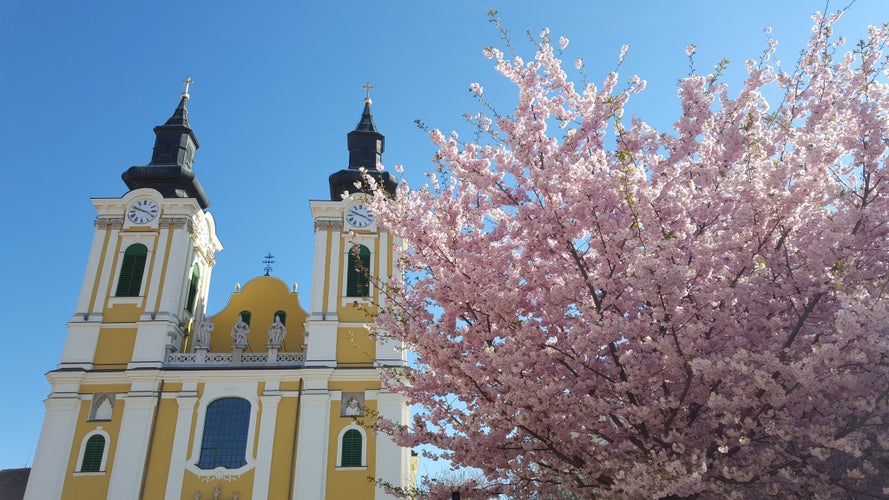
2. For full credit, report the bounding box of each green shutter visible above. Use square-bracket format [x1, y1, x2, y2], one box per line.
[185, 264, 200, 313]
[341, 429, 362, 467]
[274, 310, 286, 325]
[115, 244, 148, 297]
[80, 435, 105, 472]
[346, 245, 371, 297]
[239, 311, 251, 325]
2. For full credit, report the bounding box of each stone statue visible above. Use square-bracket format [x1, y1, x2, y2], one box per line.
[195, 319, 214, 348]
[268, 315, 286, 346]
[231, 318, 249, 346]
[344, 397, 362, 416]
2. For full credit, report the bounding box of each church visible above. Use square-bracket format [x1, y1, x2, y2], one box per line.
[22, 82, 416, 499]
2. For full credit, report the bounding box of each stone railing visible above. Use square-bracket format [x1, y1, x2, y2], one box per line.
[164, 350, 304, 368]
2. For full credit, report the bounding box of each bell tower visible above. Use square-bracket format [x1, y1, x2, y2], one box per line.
[25, 82, 222, 500]
[294, 92, 410, 499]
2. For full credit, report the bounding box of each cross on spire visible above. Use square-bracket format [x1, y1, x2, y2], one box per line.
[362, 82, 374, 104]
[262, 252, 276, 276]
[181, 76, 194, 99]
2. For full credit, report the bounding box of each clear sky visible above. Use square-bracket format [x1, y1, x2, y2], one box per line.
[1, 0, 886, 475]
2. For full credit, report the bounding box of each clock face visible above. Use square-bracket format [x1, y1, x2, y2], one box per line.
[345, 203, 375, 228]
[127, 199, 160, 224]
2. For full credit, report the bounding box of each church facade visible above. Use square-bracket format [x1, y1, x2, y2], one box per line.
[23, 85, 414, 499]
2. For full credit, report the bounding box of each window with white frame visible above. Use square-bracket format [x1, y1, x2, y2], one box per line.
[76, 428, 110, 473]
[336, 424, 367, 469]
[197, 398, 251, 470]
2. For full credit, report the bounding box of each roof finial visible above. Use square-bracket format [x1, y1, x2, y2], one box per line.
[362, 81, 374, 104]
[181, 76, 194, 100]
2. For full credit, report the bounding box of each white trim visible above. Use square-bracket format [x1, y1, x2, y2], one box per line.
[378, 230, 389, 303]
[293, 392, 331, 499]
[107, 392, 157, 498]
[94, 225, 120, 312]
[24, 396, 80, 500]
[164, 395, 198, 500]
[326, 228, 343, 312]
[155, 222, 191, 315]
[251, 394, 281, 500]
[107, 296, 143, 307]
[185, 382, 259, 478]
[75, 427, 111, 473]
[375, 391, 410, 499]
[335, 423, 368, 469]
[310, 215, 332, 319]
[75, 225, 109, 315]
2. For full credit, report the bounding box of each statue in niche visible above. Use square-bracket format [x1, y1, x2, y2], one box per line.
[344, 397, 363, 416]
[268, 315, 286, 346]
[231, 319, 249, 346]
[195, 319, 214, 348]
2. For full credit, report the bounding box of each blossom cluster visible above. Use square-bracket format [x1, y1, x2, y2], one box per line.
[371, 10, 889, 499]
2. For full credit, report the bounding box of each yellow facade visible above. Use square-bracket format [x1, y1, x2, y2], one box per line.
[24, 94, 413, 500]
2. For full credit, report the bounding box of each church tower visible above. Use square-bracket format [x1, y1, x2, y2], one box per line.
[296, 92, 409, 498]
[25, 81, 222, 500]
[25, 86, 413, 500]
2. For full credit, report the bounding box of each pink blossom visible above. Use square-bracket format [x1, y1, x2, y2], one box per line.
[369, 9, 889, 499]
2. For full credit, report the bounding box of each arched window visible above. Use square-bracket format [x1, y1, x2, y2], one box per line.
[346, 245, 370, 297]
[337, 426, 366, 468]
[115, 244, 148, 297]
[239, 310, 251, 325]
[185, 264, 200, 313]
[274, 310, 286, 325]
[197, 398, 250, 470]
[79, 434, 106, 472]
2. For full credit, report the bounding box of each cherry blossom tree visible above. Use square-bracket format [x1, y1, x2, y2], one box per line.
[370, 9, 889, 498]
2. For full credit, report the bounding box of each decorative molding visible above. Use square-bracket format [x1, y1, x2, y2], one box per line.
[199, 471, 242, 483]
[94, 217, 124, 229]
[160, 216, 192, 230]
[314, 219, 344, 230]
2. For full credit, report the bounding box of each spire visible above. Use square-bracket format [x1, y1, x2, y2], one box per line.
[164, 77, 193, 128]
[356, 82, 377, 132]
[355, 100, 377, 132]
[329, 85, 398, 200]
[122, 78, 210, 208]
[163, 97, 191, 129]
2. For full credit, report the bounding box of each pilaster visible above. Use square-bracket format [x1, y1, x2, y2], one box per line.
[164, 391, 197, 500]
[252, 394, 282, 500]
[293, 391, 331, 499]
[23, 396, 81, 500]
[155, 216, 192, 315]
[107, 385, 158, 499]
[375, 390, 410, 499]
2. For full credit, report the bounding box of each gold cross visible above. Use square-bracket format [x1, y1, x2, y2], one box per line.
[362, 82, 373, 103]
[181, 76, 194, 98]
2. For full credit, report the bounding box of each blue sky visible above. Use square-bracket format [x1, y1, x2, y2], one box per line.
[1, 0, 886, 475]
